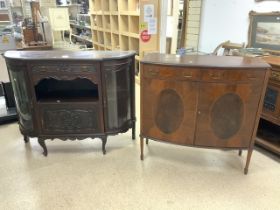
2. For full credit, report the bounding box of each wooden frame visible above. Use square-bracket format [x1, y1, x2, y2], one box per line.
[248, 11, 280, 54]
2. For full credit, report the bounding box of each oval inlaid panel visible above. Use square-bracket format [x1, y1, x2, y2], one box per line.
[155, 89, 184, 134]
[210, 93, 244, 139]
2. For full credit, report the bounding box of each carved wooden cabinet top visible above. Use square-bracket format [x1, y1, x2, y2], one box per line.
[4, 50, 136, 61]
[141, 53, 270, 69]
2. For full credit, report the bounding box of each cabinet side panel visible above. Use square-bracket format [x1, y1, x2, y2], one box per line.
[103, 58, 134, 132]
[5, 59, 34, 134]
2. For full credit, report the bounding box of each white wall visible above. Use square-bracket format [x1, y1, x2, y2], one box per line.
[199, 0, 280, 53]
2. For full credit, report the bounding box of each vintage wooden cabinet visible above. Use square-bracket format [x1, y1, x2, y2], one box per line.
[140, 54, 270, 174]
[4, 50, 136, 156]
[256, 56, 280, 155]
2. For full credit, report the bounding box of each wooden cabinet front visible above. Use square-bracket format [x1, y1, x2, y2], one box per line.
[141, 74, 198, 145]
[195, 82, 262, 148]
[140, 54, 270, 173]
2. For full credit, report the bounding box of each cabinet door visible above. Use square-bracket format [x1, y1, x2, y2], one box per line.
[195, 83, 262, 148]
[141, 78, 198, 145]
[102, 58, 134, 132]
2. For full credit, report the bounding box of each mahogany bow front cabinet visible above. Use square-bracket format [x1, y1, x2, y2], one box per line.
[4, 51, 136, 156]
[140, 54, 270, 174]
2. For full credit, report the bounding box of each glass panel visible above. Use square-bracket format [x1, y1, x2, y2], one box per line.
[105, 62, 131, 130]
[9, 70, 33, 130]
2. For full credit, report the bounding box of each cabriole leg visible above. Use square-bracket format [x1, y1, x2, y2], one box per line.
[146, 138, 149, 145]
[101, 136, 107, 155]
[38, 138, 48, 156]
[132, 122, 136, 140]
[238, 149, 242, 156]
[24, 135, 29, 143]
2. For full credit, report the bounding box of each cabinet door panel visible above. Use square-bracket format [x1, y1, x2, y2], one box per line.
[195, 83, 262, 148]
[141, 78, 198, 145]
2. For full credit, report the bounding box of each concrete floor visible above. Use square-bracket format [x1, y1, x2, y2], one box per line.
[0, 85, 280, 210]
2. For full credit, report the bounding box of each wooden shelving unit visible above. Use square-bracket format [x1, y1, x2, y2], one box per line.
[89, 0, 160, 73]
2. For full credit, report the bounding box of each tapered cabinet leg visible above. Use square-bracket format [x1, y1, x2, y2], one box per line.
[132, 122, 136, 140]
[238, 149, 242, 156]
[38, 138, 48, 156]
[101, 136, 107, 155]
[244, 148, 253, 175]
[23, 135, 29, 143]
[140, 137, 144, 160]
[146, 138, 149, 145]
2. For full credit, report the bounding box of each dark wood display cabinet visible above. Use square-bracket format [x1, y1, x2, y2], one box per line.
[257, 56, 280, 155]
[4, 50, 136, 156]
[140, 54, 270, 174]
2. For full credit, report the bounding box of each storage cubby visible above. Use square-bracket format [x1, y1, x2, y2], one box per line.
[120, 35, 129, 50]
[120, 15, 129, 33]
[96, 15, 103, 28]
[92, 0, 102, 11]
[110, 0, 118, 11]
[119, 0, 128, 11]
[97, 31, 104, 44]
[93, 44, 99, 50]
[102, 0, 110, 12]
[129, 16, 139, 34]
[111, 15, 119, 32]
[103, 15, 111, 30]
[112, 34, 120, 50]
[90, 0, 158, 65]
[91, 15, 97, 27]
[128, 0, 139, 11]
[35, 78, 99, 103]
[92, 30, 98, 42]
[105, 32, 112, 47]
[129, 37, 139, 54]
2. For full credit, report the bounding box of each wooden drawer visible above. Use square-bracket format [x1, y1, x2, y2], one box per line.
[30, 62, 99, 74]
[143, 64, 200, 80]
[201, 69, 265, 83]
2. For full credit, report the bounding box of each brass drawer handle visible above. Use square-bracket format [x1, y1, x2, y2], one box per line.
[183, 72, 193, 78]
[147, 69, 158, 76]
[210, 72, 223, 79]
[247, 73, 257, 80]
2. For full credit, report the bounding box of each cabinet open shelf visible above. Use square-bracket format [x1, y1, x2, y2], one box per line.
[35, 78, 99, 103]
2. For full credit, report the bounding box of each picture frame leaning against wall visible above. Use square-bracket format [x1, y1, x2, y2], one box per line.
[248, 11, 280, 55]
